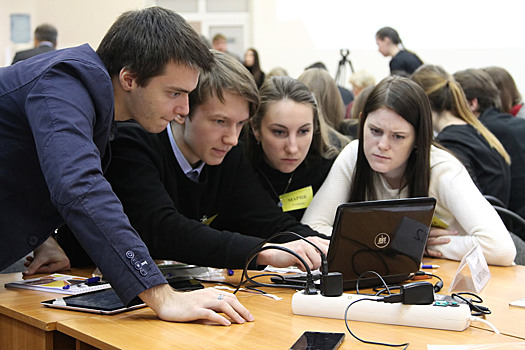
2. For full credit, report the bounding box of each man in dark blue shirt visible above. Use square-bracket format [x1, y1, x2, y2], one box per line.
[0, 7, 252, 326]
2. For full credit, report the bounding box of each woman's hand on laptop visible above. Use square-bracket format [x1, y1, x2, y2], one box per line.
[425, 227, 458, 257]
[256, 237, 330, 271]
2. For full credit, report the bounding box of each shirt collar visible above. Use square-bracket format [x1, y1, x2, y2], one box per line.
[167, 122, 204, 182]
[38, 41, 54, 48]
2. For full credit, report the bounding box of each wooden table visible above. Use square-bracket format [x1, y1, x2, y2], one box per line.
[0, 269, 94, 350]
[55, 293, 524, 350]
[2, 260, 525, 349]
[421, 259, 525, 340]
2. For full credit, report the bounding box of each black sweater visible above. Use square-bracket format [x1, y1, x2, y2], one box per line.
[436, 124, 511, 206]
[104, 122, 323, 269]
[255, 155, 334, 221]
[479, 108, 525, 218]
[390, 50, 423, 76]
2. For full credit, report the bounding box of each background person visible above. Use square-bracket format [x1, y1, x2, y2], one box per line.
[453, 68, 525, 220]
[349, 69, 376, 98]
[376, 26, 423, 76]
[265, 66, 289, 80]
[298, 68, 352, 147]
[302, 76, 516, 266]
[304, 61, 354, 107]
[482, 66, 525, 119]
[411, 64, 511, 206]
[243, 48, 266, 89]
[12, 23, 58, 64]
[212, 33, 242, 61]
[346, 69, 376, 119]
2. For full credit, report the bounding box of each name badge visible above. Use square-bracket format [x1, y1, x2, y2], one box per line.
[200, 214, 217, 226]
[279, 186, 313, 212]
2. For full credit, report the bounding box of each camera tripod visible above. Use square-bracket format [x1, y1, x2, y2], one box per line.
[335, 49, 354, 86]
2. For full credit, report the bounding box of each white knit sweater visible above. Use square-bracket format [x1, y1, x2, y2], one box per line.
[302, 140, 516, 266]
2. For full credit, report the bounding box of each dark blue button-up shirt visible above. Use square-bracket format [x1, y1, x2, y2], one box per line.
[0, 44, 165, 304]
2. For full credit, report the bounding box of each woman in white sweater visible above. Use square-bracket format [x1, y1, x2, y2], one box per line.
[301, 76, 516, 266]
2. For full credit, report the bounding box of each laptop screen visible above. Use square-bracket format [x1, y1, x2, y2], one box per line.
[328, 197, 436, 289]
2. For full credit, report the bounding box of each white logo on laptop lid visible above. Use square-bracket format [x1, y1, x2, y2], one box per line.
[374, 233, 390, 248]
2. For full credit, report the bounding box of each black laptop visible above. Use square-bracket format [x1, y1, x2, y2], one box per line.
[272, 197, 436, 290]
[328, 197, 436, 289]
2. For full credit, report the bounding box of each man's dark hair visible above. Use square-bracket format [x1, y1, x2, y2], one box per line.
[97, 7, 214, 87]
[35, 24, 57, 45]
[453, 68, 502, 114]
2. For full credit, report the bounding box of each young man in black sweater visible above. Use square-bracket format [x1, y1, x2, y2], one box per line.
[104, 50, 329, 271]
[453, 68, 525, 220]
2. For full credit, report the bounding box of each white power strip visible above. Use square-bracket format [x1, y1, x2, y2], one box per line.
[292, 292, 471, 331]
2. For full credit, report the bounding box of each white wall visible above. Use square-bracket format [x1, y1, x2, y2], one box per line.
[2, 0, 524, 95]
[253, 0, 525, 94]
[0, 0, 153, 66]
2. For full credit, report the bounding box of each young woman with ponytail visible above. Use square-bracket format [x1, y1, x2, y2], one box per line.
[411, 64, 511, 206]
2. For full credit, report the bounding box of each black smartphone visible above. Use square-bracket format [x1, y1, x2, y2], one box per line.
[289, 331, 345, 350]
[167, 276, 204, 291]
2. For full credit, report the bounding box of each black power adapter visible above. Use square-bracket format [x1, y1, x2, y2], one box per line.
[320, 272, 343, 297]
[382, 281, 435, 305]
